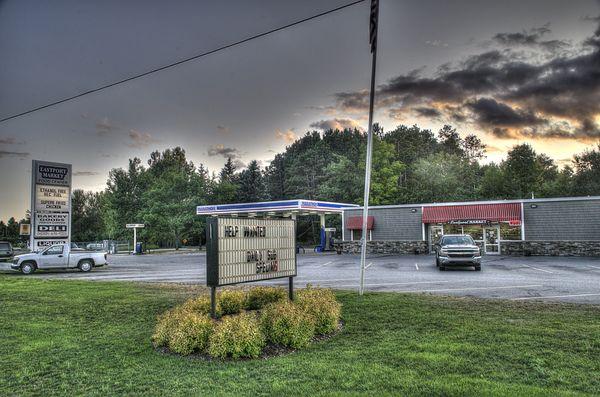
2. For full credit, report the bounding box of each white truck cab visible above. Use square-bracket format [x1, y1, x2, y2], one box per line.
[11, 243, 108, 274]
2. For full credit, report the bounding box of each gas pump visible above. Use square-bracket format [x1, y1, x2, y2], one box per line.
[315, 227, 336, 252]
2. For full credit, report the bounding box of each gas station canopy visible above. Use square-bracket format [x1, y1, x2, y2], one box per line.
[196, 199, 357, 217]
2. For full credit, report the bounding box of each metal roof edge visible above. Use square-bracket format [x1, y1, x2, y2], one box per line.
[196, 199, 358, 214]
[343, 195, 600, 211]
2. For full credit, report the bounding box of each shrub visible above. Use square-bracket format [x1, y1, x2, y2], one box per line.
[182, 295, 222, 317]
[152, 308, 181, 347]
[296, 287, 341, 334]
[261, 301, 315, 349]
[219, 290, 247, 315]
[246, 286, 287, 310]
[168, 311, 214, 355]
[152, 308, 214, 355]
[208, 312, 266, 359]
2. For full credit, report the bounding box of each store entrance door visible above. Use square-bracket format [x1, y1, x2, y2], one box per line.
[483, 226, 500, 255]
[428, 225, 444, 254]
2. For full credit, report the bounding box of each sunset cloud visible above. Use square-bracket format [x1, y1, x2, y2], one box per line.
[0, 150, 29, 159]
[329, 22, 600, 143]
[0, 136, 24, 145]
[73, 171, 100, 176]
[216, 125, 230, 134]
[275, 128, 298, 143]
[96, 117, 115, 135]
[492, 25, 568, 52]
[128, 129, 158, 148]
[207, 144, 242, 159]
[309, 118, 364, 132]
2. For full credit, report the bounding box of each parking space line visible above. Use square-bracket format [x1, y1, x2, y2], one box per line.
[512, 293, 600, 300]
[297, 278, 361, 283]
[523, 264, 554, 274]
[364, 262, 373, 269]
[415, 263, 419, 270]
[316, 280, 450, 288]
[587, 265, 600, 270]
[400, 284, 543, 293]
[317, 261, 333, 268]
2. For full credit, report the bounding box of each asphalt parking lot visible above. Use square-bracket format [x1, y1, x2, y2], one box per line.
[2, 252, 600, 303]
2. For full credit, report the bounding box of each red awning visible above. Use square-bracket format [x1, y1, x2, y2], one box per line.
[346, 216, 374, 230]
[422, 203, 521, 223]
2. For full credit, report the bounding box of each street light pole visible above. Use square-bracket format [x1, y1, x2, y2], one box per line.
[359, 0, 379, 295]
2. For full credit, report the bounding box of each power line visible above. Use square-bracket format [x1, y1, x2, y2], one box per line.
[0, 0, 366, 124]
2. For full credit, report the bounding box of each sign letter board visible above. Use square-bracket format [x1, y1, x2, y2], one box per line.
[206, 217, 296, 287]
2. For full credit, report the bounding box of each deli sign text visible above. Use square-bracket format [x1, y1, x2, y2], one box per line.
[206, 217, 296, 287]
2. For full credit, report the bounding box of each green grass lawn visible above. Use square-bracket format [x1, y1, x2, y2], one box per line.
[0, 276, 598, 396]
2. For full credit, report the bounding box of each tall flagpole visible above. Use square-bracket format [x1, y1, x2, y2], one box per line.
[359, 0, 379, 295]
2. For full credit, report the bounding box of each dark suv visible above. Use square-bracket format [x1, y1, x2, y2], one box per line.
[0, 241, 14, 260]
[435, 234, 481, 271]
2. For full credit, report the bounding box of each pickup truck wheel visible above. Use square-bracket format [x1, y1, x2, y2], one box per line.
[78, 260, 93, 272]
[20, 262, 36, 275]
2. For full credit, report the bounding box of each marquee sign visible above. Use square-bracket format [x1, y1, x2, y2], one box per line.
[34, 213, 69, 238]
[35, 185, 71, 212]
[206, 217, 296, 287]
[30, 160, 72, 251]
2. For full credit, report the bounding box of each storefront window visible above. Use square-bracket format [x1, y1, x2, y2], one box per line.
[500, 223, 521, 240]
[462, 226, 484, 241]
[444, 224, 463, 235]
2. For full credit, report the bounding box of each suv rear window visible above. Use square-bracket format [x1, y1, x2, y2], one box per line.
[441, 236, 474, 245]
[0, 243, 10, 250]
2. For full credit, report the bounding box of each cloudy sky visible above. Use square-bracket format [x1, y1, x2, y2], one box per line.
[1, 0, 599, 220]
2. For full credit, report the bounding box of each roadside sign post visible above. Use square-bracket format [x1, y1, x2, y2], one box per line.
[205, 217, 296, 319]
[126, 224, 145, 254]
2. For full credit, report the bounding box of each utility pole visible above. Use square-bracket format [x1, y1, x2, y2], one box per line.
[359, 0, 379, 295]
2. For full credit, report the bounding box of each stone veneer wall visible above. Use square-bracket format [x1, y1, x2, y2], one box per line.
[336, 240, 600, 256]
[336, 240, 428, 255]
[501, 241, 600, 257]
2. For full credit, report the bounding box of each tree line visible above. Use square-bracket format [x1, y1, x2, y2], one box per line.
[2, 124, 599, 246]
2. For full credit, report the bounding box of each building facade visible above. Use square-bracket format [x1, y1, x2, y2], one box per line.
[339, 196, 600, 257]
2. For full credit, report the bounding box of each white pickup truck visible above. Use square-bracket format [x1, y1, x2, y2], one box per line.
[11, 243, 108, 274]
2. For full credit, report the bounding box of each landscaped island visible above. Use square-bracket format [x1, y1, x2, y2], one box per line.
[152, 286, 342, 359]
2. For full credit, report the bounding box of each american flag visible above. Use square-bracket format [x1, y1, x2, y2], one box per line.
[369, 0, 379, 53]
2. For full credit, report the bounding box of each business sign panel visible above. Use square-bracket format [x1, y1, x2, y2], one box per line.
[31, 160, 72, 251]
[35, 161, 71, 187]
[19, 224, 31, 236]
[33, 239, 69, 250]
[35, 213, 69, 238]
[35, 185, 70, 212]
[206, 217, 296, 287]
[448, 219, 492, 225]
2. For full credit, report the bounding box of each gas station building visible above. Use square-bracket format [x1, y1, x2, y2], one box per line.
[197, 196, 600, 257]
[340, 196, 600, 257]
